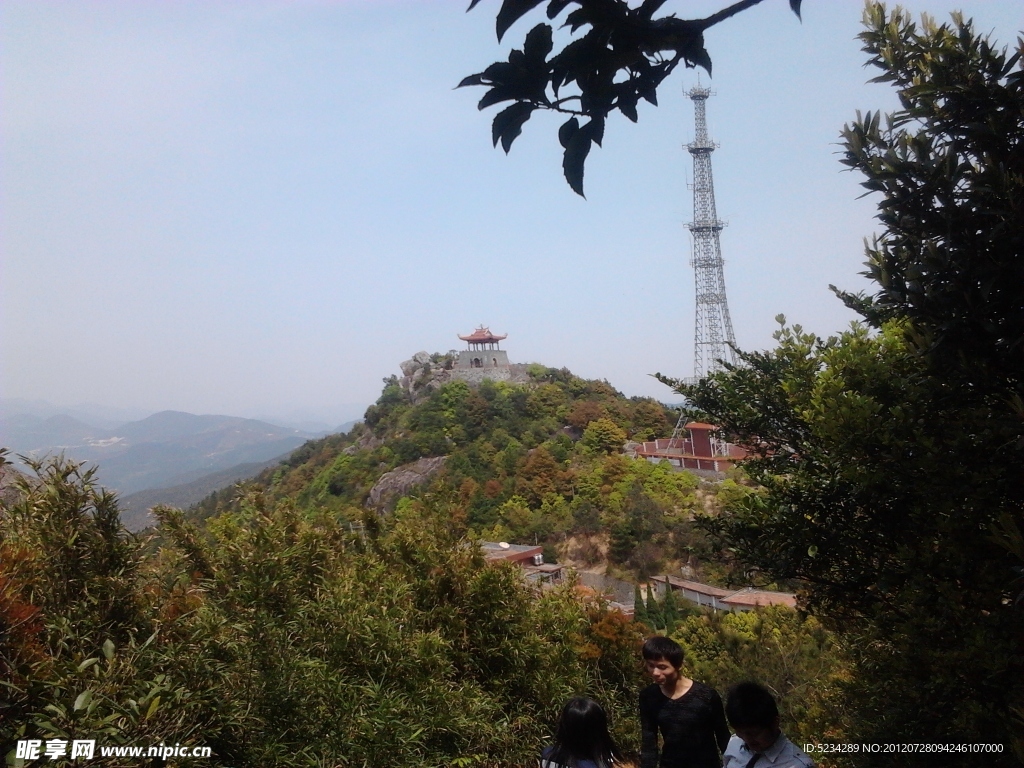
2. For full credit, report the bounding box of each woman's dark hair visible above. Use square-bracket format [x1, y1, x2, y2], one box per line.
[641, 635, 684, 669]
[725, 681, 779, 729]
[545, 697, 621, 768]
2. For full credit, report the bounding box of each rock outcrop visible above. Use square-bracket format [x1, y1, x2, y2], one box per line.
[397, 352, 535, 402]
[0, 461, 31, 510]
[397, 351, 449, 401]
[343, 428, 384, 456]
[366, 455, 447, 512]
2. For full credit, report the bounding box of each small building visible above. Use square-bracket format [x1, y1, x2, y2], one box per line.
[523, 562, 566, 586]
[481, 541, 568, 588]
[652, 575, 736, 611]
[720, 587, 797, 611]
[652, 574, 797, 613]
[632, 422, 746, 474]
[481, 541, 543, 566]
[451, 327, 513, 384]
[457, 326, 510, 370]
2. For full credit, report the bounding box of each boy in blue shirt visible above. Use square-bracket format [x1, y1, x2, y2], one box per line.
[721, 682, 814, 768]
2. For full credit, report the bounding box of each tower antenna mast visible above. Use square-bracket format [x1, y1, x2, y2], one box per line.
[686, 83, 737, 379]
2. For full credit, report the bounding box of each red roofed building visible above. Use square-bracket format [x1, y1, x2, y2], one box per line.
[458, 327, 508, 347]
[652, 575, 797, 613]
[632, 422, 746, 474]
[720, 588, 798, 611]
[456, 326, 511, 377]
[481, 541, 542, 565]
[481, 541, 566, 588]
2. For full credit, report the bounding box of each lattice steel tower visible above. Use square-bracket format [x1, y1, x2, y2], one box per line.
[686, 85, 737, 378]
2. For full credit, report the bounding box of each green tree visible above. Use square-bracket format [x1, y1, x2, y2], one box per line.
[566, 399, 606, 431]
[677, 607, 847, 746]
[666, 7, 1024, 761]
[645, 583, 662, 631]
[581, 417, 627, 454]
[630, 398, 672, 440]
[633, 584, 649, 627]
[660, 585, 679, 635]
[461, 0, 803, 195]
[622, 484, 666, 579]
[572, 498, 602, 534]
[498, 494, 534, 538]
[835, 5, 1024, 395]
[1, 457, 238, 763]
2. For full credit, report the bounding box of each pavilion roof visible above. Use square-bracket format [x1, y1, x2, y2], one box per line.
[459, 326, 507, 343]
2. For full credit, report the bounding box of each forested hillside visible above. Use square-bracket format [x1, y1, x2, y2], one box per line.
[194, 363, 741, 585]
[1, 453, 647, 766]
[1, 365, 845, 767]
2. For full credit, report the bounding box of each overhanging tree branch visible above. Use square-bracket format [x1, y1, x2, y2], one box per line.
[460, 0, 803, 195]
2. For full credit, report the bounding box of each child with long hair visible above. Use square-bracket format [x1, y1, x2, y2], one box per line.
[541, 697, 624, 768]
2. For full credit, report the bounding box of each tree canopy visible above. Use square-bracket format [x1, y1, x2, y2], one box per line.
[662, 6, 1024, 762]
[460, 0, 803, 195]
[1, 454, 648, 766]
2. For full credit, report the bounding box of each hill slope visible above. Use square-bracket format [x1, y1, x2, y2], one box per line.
[195, 359, 733, 583]
[118, 454, 292, 531]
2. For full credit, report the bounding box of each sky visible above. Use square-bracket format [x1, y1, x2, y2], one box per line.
[2, 0, 1022, 428]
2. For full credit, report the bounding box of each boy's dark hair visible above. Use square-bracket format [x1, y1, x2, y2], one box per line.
[725, 682, 779, 729]
[641, 635, 684, 669]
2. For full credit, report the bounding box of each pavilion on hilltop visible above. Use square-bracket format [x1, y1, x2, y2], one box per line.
[456, 326, 510, 371]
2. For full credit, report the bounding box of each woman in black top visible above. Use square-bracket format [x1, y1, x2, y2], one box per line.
[541, 697, 622, 768]
[639, 636, 730, 768]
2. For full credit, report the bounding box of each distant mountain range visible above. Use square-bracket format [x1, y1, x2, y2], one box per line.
[0, 397, 358, 434]
[117, 455, 290, 532]
[0, 404, 359, 530]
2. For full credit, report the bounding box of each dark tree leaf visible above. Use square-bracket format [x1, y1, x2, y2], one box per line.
[478, 87, 516, 110]
[482, 60, 515, 83]
[618, 93, 639, 122]
[464, 0, 804, 196]
[523, 23, 554, 62]
[491, 102, 536, 153]
[565, 7, 592, 33]
[686, 42, 713, 75]
[546, 0, 574, 20]
[457, 73, 486, 89]
[562, 126, 592, 197]
[549, 33, 596, 96]
[466, 0, 484, 9]
[790, 0, 802, 20]
[582, 115, 605, 147]
[558, 116, 580, 148]
[496, 0, 546, 42]
[637, 0, 669, 22]
[640, 80, 658, 106]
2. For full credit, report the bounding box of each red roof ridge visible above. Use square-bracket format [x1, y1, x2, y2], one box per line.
[458, 325, 507, 343]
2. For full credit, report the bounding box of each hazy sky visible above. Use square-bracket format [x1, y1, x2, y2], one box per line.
[3, 1, 1022, 426]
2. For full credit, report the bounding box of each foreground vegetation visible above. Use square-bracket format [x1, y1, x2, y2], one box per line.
[1, 456, 644, 766]
[670, 7, 1024, 763]
[2, 455, 842, 767]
